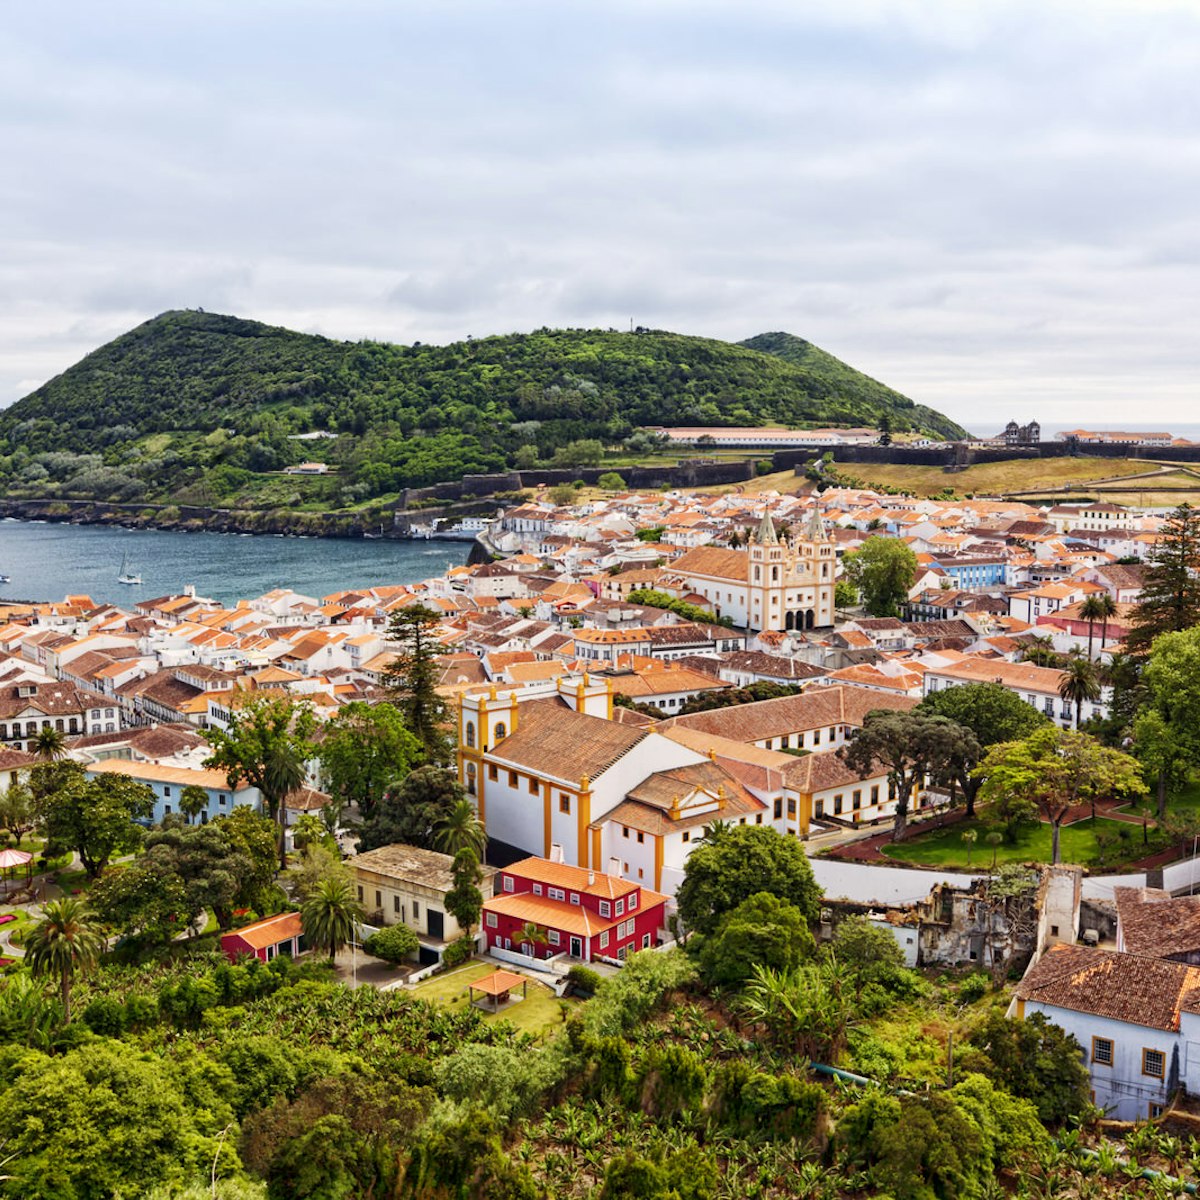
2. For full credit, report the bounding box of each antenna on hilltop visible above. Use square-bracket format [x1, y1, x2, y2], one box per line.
[630, 317, 634, 332]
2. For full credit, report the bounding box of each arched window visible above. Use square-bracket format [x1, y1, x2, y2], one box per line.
[494, 722, 507, 741]
[754, 566, 761, 582]
[771, 565, 780, 582]
[464, 721, 476, 748]
[466, 763, 477, 795]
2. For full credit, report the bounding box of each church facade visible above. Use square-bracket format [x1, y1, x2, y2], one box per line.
[668, 509, 837, 633]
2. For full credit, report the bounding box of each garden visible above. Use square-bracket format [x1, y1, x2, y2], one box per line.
[408, 959, 580, 1038]
[881, 812, 1158, 871]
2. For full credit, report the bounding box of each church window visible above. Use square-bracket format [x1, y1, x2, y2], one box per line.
[464, 721, 476, 748]
[771, 566, 780, 582]
[495, 722, 507, 740]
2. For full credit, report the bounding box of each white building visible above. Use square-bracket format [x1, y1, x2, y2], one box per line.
[1016, 944, 1200, 1121]
[922, 657, 1109, 728]
[85, 760, 261, 826]
[669, 510, 837, 632]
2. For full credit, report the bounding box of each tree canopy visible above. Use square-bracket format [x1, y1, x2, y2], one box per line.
[1128, 502, 1200, 654]
[32, 761, 154, 878]
[357, 766, 469, 854]
[675, 825, 821, 937]
[841, 710, 977, 840]
[318, 700, 423, 821]
[0, 311, 964, 508]
[976, 726, 1146, 863]
[917, 683, 1048, 816]
[842, 537, 919, 618]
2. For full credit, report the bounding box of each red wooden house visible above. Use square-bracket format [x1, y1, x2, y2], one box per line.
[219, 911, 304, 963]
[483, 856, 668, 964]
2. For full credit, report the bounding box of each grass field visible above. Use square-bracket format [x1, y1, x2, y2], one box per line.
[881, 816, 1140, 870]
[407, 959, 578, 1037]
[694, 455, 1200, 503]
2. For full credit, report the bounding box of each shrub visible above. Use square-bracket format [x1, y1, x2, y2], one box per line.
[565, 964, 602, 997]
[82, 996, 128, 1037]
[958, 971, 990, 1004]
[441, 935, 474, 969]
[363, 924, 419, 964]
[638, 1045, 707, 1119]
[710, 1061, 825, 1142]
[697, 892, 814, 988]
[597, 472, 627, 491]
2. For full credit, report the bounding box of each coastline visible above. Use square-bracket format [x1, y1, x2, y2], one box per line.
[0, 497, 480, 542]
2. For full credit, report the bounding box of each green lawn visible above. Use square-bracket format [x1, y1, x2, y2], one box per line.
[882, 817, 1138, 870]
[408, 960, 578, 1037]
[1118, 776, 1200, 817]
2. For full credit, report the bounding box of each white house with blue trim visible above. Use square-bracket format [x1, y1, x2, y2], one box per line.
[1015, 943, 1200, 1121]
[85, 759, 261, 825]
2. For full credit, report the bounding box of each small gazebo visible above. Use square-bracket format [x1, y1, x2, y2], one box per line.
[467, 968, 529, 1013]
[0, 848, 33, 895]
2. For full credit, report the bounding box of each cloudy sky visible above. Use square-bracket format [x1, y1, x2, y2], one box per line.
[3, 0, 1198, 433]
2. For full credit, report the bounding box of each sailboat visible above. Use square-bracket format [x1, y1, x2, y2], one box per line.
[117, 551, 142, 585]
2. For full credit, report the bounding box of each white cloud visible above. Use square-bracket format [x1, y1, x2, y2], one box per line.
[1, 0, 1199, 433]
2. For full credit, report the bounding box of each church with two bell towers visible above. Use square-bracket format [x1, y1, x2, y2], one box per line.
[668, 507, 837, 634]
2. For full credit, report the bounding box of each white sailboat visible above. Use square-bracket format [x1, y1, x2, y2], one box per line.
[117, 550, 142, 585]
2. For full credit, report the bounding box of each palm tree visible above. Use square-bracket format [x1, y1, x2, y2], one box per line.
[32, 726, 66, 761]
[518, 921, 549, 957]
[1079, 594, 1108, 660]
[264, 745, 307, 870]
[433, 798, 487, 862]
[1094, 593, 1118, 655]
[961, 828, 978, 868]
[179, 784, 209, 825]
[300, 876, 364, 963]
[24, 897, 105, 1023]
[1059, 655, 1102, 729]
[1021, 635, 1061, 668]
[985, 830, 1004, 870]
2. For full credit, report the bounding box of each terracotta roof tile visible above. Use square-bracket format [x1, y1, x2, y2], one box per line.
[490, 700, 647, 784]
[1016, 943, 1200, 1031]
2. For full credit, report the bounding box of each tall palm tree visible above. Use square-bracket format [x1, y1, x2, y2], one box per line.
[264, 745, 307, 870]
[24, 897, 105, 1023]
[1079, 594, 1108, 660]
[32, 726, 66, 761]
[1059, 655, 1102, 729]
[300, 876, 364, 963]
[433, 799, 487, 862]
[1094, 593, 1118, 656]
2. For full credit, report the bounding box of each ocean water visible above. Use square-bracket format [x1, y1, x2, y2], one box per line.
[0, 520, 469, 607]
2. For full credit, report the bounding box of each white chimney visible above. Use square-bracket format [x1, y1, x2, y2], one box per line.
[608, 856, 621, 878]
[549, 842, 565, 864]
[587, 871, 595, 886]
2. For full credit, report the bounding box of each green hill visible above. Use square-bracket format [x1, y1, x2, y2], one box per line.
[0, 310, 965, 508]
[738, 331, 957, 436]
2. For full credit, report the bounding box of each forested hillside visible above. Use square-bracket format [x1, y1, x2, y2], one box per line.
[0, 310, 965, 508]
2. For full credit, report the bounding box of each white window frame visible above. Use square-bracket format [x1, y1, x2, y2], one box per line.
[486, 912, 498, 928]
[599, 900, 611, 918]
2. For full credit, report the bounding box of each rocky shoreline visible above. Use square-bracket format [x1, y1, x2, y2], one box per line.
[0, 497, 397, 540]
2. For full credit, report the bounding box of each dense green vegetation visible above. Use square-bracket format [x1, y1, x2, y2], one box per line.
[0, 310, 964, 508]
